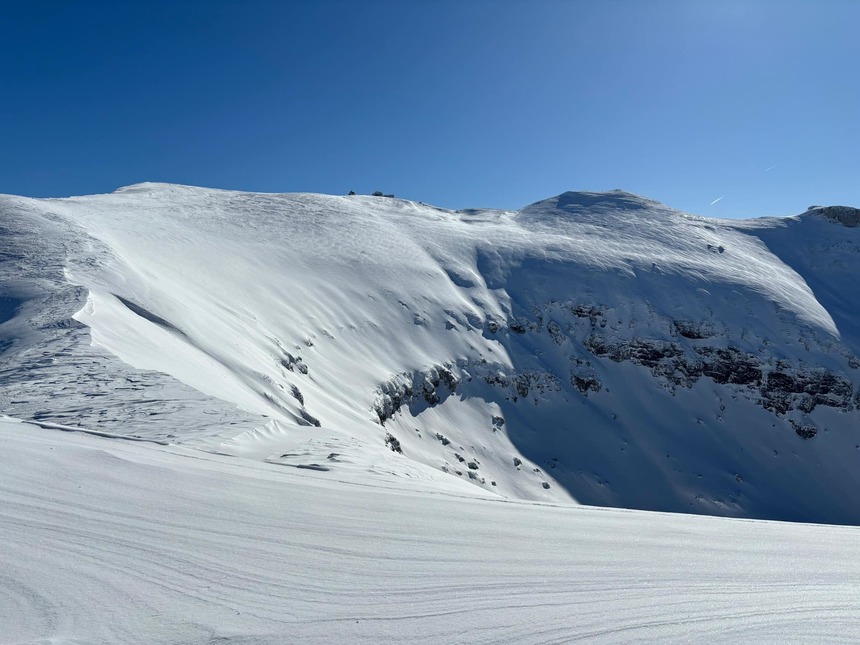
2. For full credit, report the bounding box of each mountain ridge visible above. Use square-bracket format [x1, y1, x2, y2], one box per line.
[3, 184, 860, 523]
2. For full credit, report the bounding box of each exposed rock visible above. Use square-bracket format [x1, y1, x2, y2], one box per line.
[281, 353, 308, 375]
[546, 321, 565, 344]
[673, 320, 714, 339]
[791, 421, 818, 440]
[761, 369, 853, 416]
[572, 374, 601, 395]
[584, 336, 682, 368]
[298, 408, 321, 427]
[385, 433, 402, 453]
[509, 320, 527, 334]
[695, 347, 762, 386]
[813, 205, 860, 227]
[513, 300, 856, 420]
[373, 363, 460, 424]
[290, 384, 304, 405]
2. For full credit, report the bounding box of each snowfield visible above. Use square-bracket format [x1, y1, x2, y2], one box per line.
[3, 183, 860, 642]
[3, 417, 860, 644]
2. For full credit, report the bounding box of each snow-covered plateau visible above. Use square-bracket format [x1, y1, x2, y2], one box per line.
[2, 183, 860, 642]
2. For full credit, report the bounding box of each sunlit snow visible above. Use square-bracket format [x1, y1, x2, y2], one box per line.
[3, 184, 860, 642]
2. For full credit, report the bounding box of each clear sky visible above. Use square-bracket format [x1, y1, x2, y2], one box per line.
[2, 1, 858, 217]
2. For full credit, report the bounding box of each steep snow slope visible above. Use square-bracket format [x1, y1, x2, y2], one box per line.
[3, 417, 860, 644]
[0, 194, 260, 443]
[3, 184, 860, 522]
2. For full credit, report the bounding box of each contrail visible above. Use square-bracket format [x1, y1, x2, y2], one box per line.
[710, 196, 724, 205]
[765, 164, 778, 172]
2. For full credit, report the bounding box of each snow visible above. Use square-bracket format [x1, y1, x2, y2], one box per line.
[4, 182, 860, 640]
[3, 417, 860, 644]
[2, 184, 860, 520]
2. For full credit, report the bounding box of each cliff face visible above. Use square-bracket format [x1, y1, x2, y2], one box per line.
[810, 205, 860, 227]
[3, 184, 860, 523]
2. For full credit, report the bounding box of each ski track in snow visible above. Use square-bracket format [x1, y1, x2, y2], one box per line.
[2, 419, 860, 644]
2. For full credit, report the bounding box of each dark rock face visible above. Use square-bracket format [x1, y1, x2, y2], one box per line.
[374, 364, 461, 424]
[584, 334, 854, 420]
[489, 297, 860, 435]
[298, 408, 321, 427]
[791, 421, 818, 440]
[375, 296, 860, 454]
[673, 320, 714, 339]
[384, 433, 402, 453]
[813, 205, 860, 227]
[572, 374, 601, 395]
[585, 336, 683, 368]
[761, 368, 853, 416]
[512, 372, 560, 399]
[509, 320, 527, 334]
[695, 347, 762, 386]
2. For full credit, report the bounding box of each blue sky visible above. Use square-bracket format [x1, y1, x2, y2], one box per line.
[2, 1, 858, 217]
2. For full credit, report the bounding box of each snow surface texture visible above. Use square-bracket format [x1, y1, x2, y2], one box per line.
[3, 418, 860, 644]
[2, 185, 860, 525]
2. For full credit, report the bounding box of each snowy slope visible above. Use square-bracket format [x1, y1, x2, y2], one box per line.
[3, 184, 860, 523]
[3, 417, 860, 644]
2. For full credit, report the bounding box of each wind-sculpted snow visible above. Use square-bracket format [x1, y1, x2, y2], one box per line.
[3, 183, 860, 523]
[0, 195, 262, 445]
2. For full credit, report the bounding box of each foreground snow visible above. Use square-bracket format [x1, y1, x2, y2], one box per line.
[2, 417, 859, 644]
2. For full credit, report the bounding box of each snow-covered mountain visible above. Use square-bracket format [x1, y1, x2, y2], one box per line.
[4, 183, 860, 524]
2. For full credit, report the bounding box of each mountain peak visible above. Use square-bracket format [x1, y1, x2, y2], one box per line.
[517, 189, 671, 226]
[804, 205, 860, 227]
[525, 189, 667, 213]
[555, 189, 663, 210]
